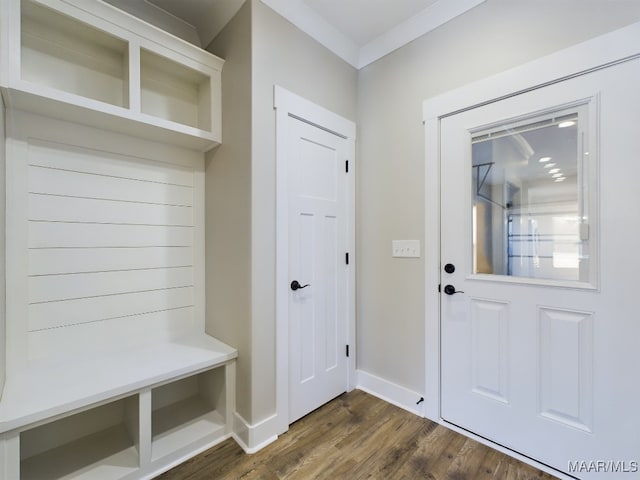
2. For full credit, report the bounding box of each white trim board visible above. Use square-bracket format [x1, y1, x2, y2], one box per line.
[260, 0, 486, 69]
[232, 412, 279, 454]
[273, 85, 357, 437]
[356, 371, 425, 417]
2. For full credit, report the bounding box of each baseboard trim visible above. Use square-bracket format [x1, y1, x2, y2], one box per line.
[356, 370, 424, 417]
[230, 372, 425, 454]
[232, 412, 279, 454]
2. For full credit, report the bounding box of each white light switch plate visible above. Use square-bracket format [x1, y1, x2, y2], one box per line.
[392, 240, 420, 258]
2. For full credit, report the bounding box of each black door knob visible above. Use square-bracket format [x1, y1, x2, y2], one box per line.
[444, 263, 455, 274]
[444, 284, 464, 295]
[290, 280, 310, 291]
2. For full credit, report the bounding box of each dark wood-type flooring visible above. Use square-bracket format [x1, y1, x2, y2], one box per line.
[157, 389, 559, 480]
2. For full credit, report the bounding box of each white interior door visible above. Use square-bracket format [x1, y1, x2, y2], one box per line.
[287, 116, 350, 423]
[440, 58, 640, 478]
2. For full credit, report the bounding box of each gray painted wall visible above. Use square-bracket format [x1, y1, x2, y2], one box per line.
[0, 99, 5, 397]
[206, 1, 253, 421]
[356, 0, 640, 395]
[207, 0, 357, 426]
[249, 0, 358, 424]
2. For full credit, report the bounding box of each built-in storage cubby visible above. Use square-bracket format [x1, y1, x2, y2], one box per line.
[1, 0, 224, 151]
[151, 370, 226, 462]
[141, 49, 211, 131]
[20, 397, 139, 480]
[21, 0, 129, 108]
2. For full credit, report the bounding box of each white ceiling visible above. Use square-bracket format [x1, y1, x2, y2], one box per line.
[106, 0, 486, 69]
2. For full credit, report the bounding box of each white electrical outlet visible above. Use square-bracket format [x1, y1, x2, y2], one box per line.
[392, 240, 421, 258]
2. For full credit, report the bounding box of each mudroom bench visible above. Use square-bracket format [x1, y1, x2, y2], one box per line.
[0, 334, 237, 480]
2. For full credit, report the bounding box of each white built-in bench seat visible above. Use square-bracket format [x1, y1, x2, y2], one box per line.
[0, 334, 237, 480]
[0, 334, 236, 432]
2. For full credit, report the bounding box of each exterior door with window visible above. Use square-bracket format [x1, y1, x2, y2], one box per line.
[440, 58, 640, 478]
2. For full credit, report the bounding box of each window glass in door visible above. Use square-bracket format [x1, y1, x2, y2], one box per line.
[470, 107, 592, 283]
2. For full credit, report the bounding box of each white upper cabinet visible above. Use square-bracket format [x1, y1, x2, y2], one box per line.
[0, 0, 224, 151]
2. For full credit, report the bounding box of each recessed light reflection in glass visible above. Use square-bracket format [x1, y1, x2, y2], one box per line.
[544, 163, 556, 169]
[558, 121, 576, 128]
[549, 168, 560, 174]
[539, 157, 552, 163]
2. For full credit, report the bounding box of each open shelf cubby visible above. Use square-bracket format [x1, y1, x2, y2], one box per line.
[3, 0, 224, 150]
[151, 369, 226, 462]
[19, 396, 139, 480]
[21, 0, 129, 108]
[141, 49, 212, 131]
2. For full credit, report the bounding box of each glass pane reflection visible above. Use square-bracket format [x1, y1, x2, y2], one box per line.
[471, 111, 589, 282]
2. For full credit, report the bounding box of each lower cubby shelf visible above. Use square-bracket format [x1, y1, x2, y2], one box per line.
[20, 397, 139, 480]
[151, 370, 227, 462]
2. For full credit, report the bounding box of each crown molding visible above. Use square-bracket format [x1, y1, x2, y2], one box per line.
[260, 0, 360, 66]
[260, 0, 486, 69]
[358, 0, 486, 68]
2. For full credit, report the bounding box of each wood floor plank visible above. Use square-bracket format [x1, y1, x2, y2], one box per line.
[394, 423, 453, 480]
[156, 390, 559, 480]
[444, 437, 491, 480]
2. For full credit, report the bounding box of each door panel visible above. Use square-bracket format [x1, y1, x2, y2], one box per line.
[288, 118, 348, 423]
[440, 59, 640, 478]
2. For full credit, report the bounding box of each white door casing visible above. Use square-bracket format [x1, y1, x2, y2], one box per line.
[424, 22, 640, 479]
[274, 86, 356, 433]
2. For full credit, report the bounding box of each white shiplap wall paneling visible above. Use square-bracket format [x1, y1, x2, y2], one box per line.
[5, 110, 205, 367]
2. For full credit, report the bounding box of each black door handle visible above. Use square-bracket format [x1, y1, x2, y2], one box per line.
[443, 284, 464, 295]
[291, 280, 310, 291]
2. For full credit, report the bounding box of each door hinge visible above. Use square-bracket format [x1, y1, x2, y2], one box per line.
[345, 160, 349, 173]
[345, 252, 349, 265]
[346, 345, 350, 357]
[438, 283, 441, 293]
